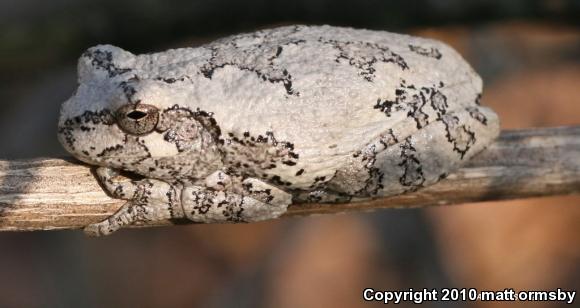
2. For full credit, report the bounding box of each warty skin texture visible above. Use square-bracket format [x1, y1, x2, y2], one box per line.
[58, 25, 499, 235]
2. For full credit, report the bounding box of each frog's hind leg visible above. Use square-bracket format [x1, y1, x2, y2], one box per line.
[328, 105, 499, 199]
[373, 105, 499, 197]
[181, 178, 292, 223]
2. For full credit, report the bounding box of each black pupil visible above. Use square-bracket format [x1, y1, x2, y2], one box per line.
[126, 110, 148, 120]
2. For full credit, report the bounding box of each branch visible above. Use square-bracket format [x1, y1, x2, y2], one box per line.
[1, 126, 579, 232]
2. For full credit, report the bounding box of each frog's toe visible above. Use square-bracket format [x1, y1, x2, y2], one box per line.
[84, 220, 116, 237]
[95, 167, 138, 200]
[83, 201, 137, 236]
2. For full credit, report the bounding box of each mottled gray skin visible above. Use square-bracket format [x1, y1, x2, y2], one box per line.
[57, 25, 500, 236]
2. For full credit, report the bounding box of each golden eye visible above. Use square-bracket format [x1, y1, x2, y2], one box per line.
[115, 104, 159, 135]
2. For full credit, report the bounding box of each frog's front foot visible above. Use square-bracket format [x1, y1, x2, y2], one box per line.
[84, 201, 143, 236]
[86, 167, 182, 236]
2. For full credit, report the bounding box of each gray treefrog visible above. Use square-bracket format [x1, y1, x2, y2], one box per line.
[58, 25, 500, 236]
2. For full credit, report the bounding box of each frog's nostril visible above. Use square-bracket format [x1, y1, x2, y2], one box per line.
[126, 110, 148, 120]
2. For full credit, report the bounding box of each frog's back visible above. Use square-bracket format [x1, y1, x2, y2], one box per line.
[137, 25, 483, 183]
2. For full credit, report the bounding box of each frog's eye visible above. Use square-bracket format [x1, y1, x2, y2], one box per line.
[115, 104, 159, 135]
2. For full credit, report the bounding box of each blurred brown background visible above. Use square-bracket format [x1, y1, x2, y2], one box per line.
[1, 1, 579, 307]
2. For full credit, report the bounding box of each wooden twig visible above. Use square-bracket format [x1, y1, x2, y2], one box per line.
[1, 126, 579, 232]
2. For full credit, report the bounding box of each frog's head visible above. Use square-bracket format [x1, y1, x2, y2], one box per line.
[58, 45, 220, 176]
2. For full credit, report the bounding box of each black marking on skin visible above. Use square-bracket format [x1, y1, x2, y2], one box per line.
[73, 110, 116, 126]
[166, 190, 176, 218]
[132, 180, 154, 206]
[320, 38, 409, 82]
[156, 77, 179, 84]
[58, 110, 116, 151]
[410, 91, 430, 129]
[188, 190, 245, 222]
[379, 130, 399, 148]
[190, 191, 210, 214]
[222, 130, 299, 186]
[408, 44, 442, 60]
[153, 74, 199, 86]
[363, 167, 384, 195]
[374, 82, 448, 129]
[295, 169, 305, 176]
[467, 106, 488, 125]
[341, 129, 399, 197]
[113, 185, 125, 198]
[307, 178, 329, 191]
[167, 186, 181, 218]
[430, 90, 448, 118]
[363, 130, 399, 195]
[274, 46, 283, 57]
[398, 137, 425, 190]
[154, 75, 192, 84]
[118, 77, 142, 103]
[83, 48, 133, 77]
[270, 175, 293, 187]
[301, 189, 353, 204]
[58, 122, 77, 150]
[373, 98, 400, 116]
[95, 142, 139, 161]
[242, 182, 274, 203]
[441, 114, 477, 159]
[137, 138, 153, 161]
[226, 204, 245, 223]
[199, 36, 306, 96]
[475, 93, 482, 105]
[307, 191, 323, 202]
